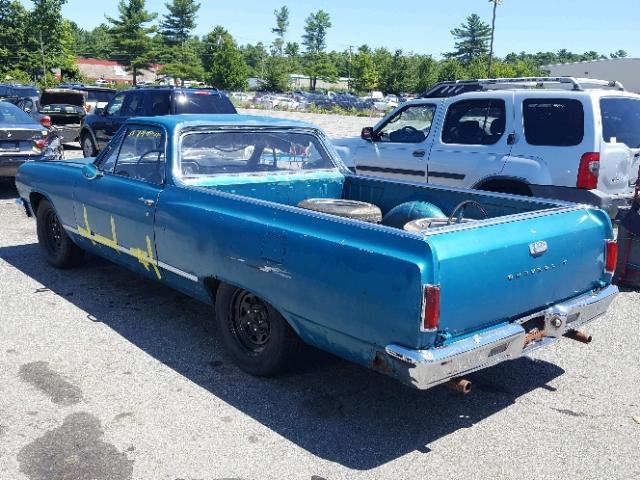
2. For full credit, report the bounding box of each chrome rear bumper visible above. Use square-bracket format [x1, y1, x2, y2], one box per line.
[385, 285, 618, 390]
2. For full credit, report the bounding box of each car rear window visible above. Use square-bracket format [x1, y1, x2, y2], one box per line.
[173, 91, 237, 114]
[87, 90, 116, 103]
[523, 99, 584, 146]
[0, 102, 36, 124]
[600, 97, 640, 148]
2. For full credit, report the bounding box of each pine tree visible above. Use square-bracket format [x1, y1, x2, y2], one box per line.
[301, 10, 333, 90]
[445, 13, 491, 64]
[107, 0, 157, 86]
[160, 0, 200, 46]
[271, 6, 289, 56]
[202, 26, 248, 90]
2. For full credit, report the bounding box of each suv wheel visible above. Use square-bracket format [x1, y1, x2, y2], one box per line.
[81, 134, 97, 158]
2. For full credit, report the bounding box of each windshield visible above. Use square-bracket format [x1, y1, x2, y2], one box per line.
[0, 102, 36, 124]
[600, 97, 640, 148]
[174, 91, 236, 114]
[179, 130, 336, 178]
[87, 90, 116, 103]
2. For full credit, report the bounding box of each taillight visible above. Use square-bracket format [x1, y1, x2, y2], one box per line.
[421, 285, 440, 331]
[34, 138, 47, 149]
[577, 152, 600, 189]
[85, 104, 92, 113]
[39, 115, 51, 128]
[605, 240, 618, 274]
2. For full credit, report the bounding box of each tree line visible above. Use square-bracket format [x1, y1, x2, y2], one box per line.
[0, 0, 629, 93]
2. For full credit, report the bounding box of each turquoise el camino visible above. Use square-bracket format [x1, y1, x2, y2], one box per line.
[15, 114, 619, 391]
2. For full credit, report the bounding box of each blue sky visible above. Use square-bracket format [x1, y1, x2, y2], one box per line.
[21, 0, 639, 58]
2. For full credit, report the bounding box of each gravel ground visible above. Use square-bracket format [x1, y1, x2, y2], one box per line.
[1, 110, 639, 480]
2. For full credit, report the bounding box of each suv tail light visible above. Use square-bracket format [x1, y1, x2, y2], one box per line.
[605, 240, 618, 274]
[421, 285, 440, 331]
[577, 152, 600, 189]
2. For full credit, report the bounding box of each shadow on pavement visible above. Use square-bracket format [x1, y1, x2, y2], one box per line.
[0, 243, 564, 470]
[0, 179, 18, 200]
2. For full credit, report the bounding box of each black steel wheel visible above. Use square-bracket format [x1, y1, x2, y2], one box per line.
[215, 283, 303, 376]
[36, 199, 85, 268]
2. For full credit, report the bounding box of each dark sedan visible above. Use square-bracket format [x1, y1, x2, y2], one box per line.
[0, 102, 62, 178]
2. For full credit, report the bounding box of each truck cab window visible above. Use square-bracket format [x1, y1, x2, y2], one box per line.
[113, 128, 166, 184]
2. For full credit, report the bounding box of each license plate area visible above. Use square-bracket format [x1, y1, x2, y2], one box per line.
[0, 141, 20, 152]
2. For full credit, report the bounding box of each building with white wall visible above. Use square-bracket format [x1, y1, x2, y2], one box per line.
[542, 58, 640, 93]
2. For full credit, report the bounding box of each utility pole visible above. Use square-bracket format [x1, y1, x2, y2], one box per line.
[488, 0, 502, 78]
[40, 32, 47, 88]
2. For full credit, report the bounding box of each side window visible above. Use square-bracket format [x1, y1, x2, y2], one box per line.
[442, 99, 506, 145]
[146, 92, 171, 116]
[523, 99, 584, 146]
[107, 93, 125, 116]
[121, 93, 145, 117]
[113, 127, 166, 184]
[378, 104, 437, 143]
[96, 131, 125, 173]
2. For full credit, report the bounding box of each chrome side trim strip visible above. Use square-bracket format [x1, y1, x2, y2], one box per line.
[63, 224, 198, 282]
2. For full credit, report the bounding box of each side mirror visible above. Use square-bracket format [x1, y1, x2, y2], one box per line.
[361, 127, 374, 141]
[82, 163, 103, 180]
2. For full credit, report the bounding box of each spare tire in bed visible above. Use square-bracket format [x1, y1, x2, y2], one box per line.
[298, 198, 382, 223]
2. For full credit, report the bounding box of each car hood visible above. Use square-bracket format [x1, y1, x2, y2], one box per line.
[40, 90, 85, 107]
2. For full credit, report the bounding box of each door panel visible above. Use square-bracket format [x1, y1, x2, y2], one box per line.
[428, 93, 514, 188]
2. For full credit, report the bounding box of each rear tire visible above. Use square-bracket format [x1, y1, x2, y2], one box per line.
[81, 133, 97, 158]
[36, 200, 85, 268]
[215, 283, 302, 376]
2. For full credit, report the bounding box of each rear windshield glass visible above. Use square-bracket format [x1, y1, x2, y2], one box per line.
[179, 130, 335, 178]
[600, 97, 640, 148]
[0, 102, 36, 124]
[523, 99, 584, 146]
[87, 90, 116, 103]
[174, 91, 236, 114]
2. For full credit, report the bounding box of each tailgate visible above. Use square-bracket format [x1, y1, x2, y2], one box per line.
[425, 207, 612, 338]
[0, 128, 42, 156]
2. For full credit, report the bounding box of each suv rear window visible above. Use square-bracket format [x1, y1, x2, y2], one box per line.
[174, 91, 236, 114]
[442, 99, 506, 145]
[86, 90, 116, 103]
[523, 99, 584, 146]
[600, 97, 640, 148]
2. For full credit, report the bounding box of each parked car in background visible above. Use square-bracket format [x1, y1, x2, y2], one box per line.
[80, 86, 237, 157]
[15, 113, 618, 390]
[16, 89, 87, 145]
[58, 83, 117, 113]
[0, 102, 62, 178]
[334, 77, 640, 216]
[0, 84, 40, 105]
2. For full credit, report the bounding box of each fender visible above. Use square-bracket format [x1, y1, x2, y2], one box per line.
[496, 154, 554, 186]
[472, 174, 531, 190]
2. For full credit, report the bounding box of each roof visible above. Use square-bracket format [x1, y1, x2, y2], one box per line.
[541, 57, 640, 68]
[127, 114, 319, 131]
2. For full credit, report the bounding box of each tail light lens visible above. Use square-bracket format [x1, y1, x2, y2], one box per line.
[577, 152, 600, 189]
[85, 104, 92, 113]
[421, 285, 440, 331]
[34, 138, 47, 149]
[605, 240, 618, 274]
[39, 115, 51, 128]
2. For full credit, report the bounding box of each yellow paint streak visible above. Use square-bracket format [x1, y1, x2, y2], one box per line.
[75, 204, 161, 280]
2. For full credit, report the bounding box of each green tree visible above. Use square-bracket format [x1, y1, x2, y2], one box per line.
[241, 42, 268, 77]
[202, 26, 249, 90]
[70, 23, 114, 59]
[284, 41, 302, 73]
[445, 13, 491, 63]
[301, 10, 333, 90]
[259, 55, 289, 92]
[380, 49, 414, 94]
[0, 0, 28, 76]
[437, 59, 466, 82]
[271, 5, 289, 56]
[351, 45, 378, 93]
[107, 0, 157, 86]
[414, 55, 438, 93]
[160, 0, 200, 46]
[610, 49, 628, 59]
[160, 38, 205, 85]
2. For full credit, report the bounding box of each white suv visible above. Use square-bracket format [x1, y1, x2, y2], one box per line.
[334, 77, 640, 216]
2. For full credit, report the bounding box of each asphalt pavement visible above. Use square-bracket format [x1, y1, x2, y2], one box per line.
[1, 134, 639, 480]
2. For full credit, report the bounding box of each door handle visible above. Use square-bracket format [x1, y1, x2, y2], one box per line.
[138, 197, 155, 207]
[413, 149, 426, 158]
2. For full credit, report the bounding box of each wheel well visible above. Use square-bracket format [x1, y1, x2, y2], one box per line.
[29, 192, 47, 214]
[477, 178, 532, 196]
[203, 277, 222, 304]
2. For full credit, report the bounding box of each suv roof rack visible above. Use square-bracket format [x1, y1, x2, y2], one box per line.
[132, 84, 217, 90]
[421, 76, 626, 98]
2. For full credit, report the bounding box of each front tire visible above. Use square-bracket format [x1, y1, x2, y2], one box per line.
[215, 284, 302, 376]
[36, 200, 85, 268]
[81, 133, 97, 158]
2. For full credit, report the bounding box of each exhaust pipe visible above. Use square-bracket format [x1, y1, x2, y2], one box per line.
[447, 378, 472, 395]
[564, 329, 592, 344]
